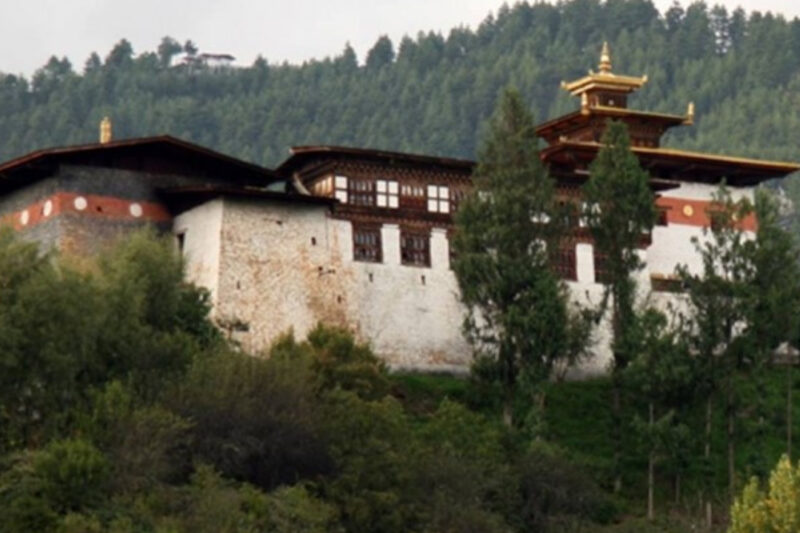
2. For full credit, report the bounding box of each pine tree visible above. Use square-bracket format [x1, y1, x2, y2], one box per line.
[105, 39, 134, 69]
[365, 36, 395, 70]
[679, 185, 754, 527]
[583, 120, 656, 493]
[157, 36, 183, 69]
[83, 52, 102, 74]
[740, 190, 800, 476]
[453, 88, 577, 428]
[626, 308, 696, 520]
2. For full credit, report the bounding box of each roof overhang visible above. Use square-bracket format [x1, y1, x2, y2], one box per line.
[0, 135, 280, 194]
[277, 145, 476, 177]
[542, 141, 800, 186]
[535, 107, 689, 143]
[159, 185, 336, 215]
[561, 73, 648, 95]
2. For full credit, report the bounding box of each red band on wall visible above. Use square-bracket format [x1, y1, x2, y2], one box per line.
[656, 197, 757, 231]
[6, 192, 172, 230]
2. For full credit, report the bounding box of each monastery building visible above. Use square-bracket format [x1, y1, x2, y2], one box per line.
[0, 46, 796, 373]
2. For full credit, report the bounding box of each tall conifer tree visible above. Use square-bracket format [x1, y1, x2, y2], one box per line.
[741, 190, 800, 476]
[583, 120, 656, 493]
[453, 88, 578, 428]
[678, 186, 752, 527]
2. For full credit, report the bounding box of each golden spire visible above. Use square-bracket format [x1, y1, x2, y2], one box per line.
[100, 116, 112, 144]
[599, 42, 612, 74]
[562, 42, 646, 97]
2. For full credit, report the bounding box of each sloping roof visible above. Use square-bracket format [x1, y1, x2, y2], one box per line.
[542, 141, 800, 185]
[0, 135, 279, 192]
[535, 107, 689, 142]
[276, 145, 476, 176]
[561, 72, 648, 96]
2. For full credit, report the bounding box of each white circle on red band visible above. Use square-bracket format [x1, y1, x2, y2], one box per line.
[74, 197, 87, 211]
[43, 200, 53, 217]
[129, 203, 143, 218]
[20, 210, 29, 225]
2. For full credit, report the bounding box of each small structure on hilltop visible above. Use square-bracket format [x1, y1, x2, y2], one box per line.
[181, 52, 236, 70]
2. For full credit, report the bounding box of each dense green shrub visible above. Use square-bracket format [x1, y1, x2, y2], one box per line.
[0, 439, 109, 532]
[169, 348, 333, 491]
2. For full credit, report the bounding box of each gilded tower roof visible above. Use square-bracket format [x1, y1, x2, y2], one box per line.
[560, 42, 648, 96]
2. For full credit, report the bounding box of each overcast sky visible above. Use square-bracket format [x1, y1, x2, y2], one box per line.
[1, 0, 798, 77]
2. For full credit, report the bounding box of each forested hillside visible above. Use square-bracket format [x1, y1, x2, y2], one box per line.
[2, 0, 800, 169]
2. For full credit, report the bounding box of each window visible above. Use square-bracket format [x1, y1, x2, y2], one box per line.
[593, 250, 612, 284]
[552, 245, 577, 281]
[581, 202, 600, 227]
[447, 229, 457, 268]
[651, 274, 684, 293]
[334, 175, 348, 203]
[312, 177, 333, 196]
[348, 179, 375, 206]
[656, 207, 668, 226]
[402, 184, 425, 197]
[353, 225, 382, 263]
[557, 200, 580, 227]
[427, 185, 450, 213]
[401, 229, 430, 267]
[376, 179, 399, 208]
[401, 184, 426, 209]
[450, 188, 467, 212]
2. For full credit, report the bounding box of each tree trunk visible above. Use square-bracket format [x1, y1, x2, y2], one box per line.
[533, 389, 547, 440]
[788, 361, 793, 459]
[705, 396, 713, 530]
[612, 371, 623, 493]
[502, 353, 515, 427]
[727, 381, 735, 499]
[503, 387, 513, 427]
[647, 402, 655, 521]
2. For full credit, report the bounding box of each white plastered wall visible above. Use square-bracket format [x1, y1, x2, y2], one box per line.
[173, 199, 224, 309]
[174, 181, 758, 375]
[335, 222, 470, 372]
[649, 182, 755, 278]
[181, 197, 470, 371]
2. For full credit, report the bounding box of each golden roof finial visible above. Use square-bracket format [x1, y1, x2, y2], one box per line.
[685, 102, 695, 125]
[100, 116, 112, 144]
[599, 42, 612, 74]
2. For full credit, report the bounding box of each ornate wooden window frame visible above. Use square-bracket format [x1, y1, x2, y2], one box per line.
[353, 224, 382, 263]
[400, 227, 431, 267]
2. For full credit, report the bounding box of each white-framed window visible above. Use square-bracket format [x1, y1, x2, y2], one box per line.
[427, 185, 450, 213]
[334, 175, 348, 203]
[376, 179, 399, 208]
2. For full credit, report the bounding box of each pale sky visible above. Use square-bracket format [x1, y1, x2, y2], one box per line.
[1, 0, 798, 77]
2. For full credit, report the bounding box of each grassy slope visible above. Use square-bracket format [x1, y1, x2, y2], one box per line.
[391, 368, 800, 530]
